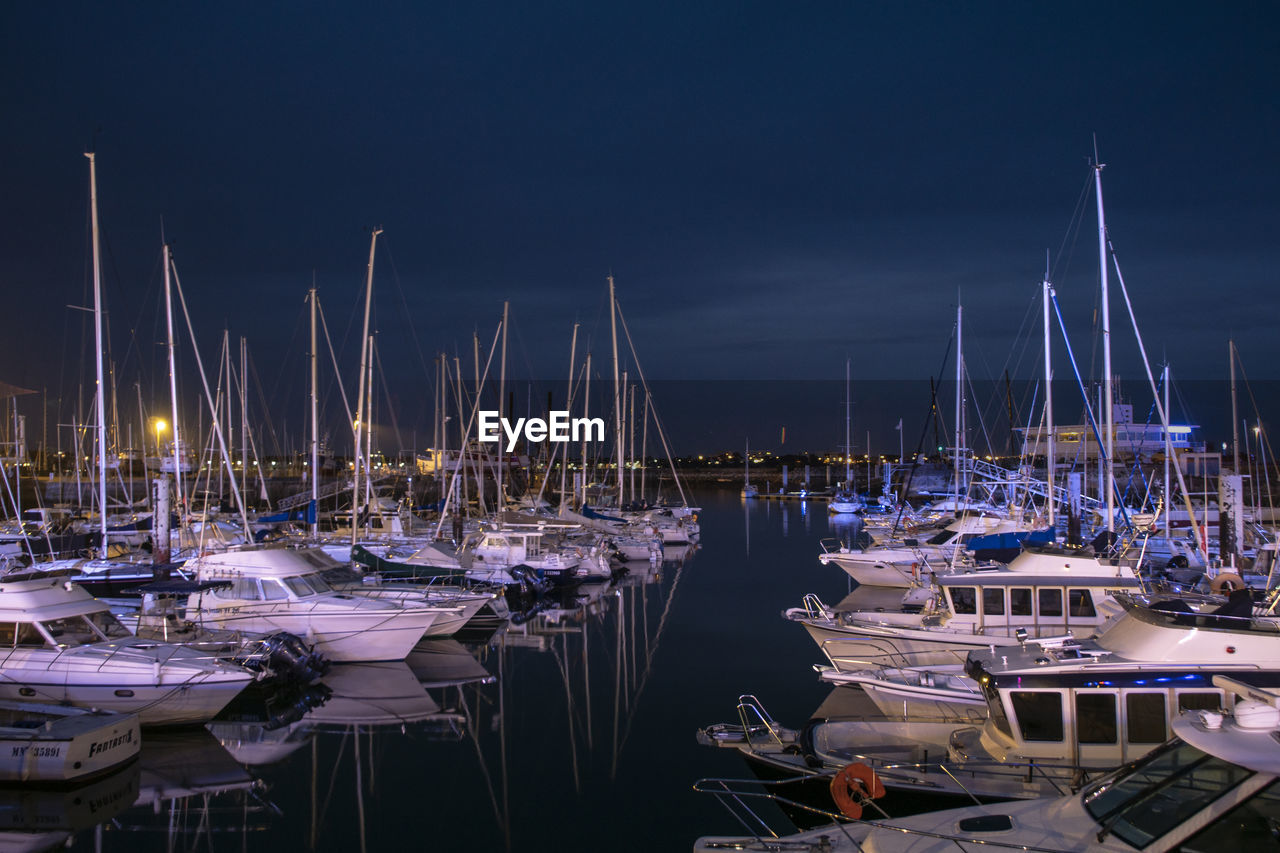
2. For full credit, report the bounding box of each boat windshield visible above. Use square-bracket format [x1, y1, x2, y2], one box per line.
[1083, 739, 1254, 848]
[1178, 777, 1280, 850]
[39, 611, 130, 647]
[283, 573, 333, 598]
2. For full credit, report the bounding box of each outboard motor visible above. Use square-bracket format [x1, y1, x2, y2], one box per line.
[252, 632, 330, 683]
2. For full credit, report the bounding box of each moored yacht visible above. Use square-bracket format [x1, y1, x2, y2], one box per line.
[403, 527, 585, 585]
[816, 516, 1047, 588]
[695, 675, 1280, 852]
[789, 544, 1140, 671]
[186, 546, 442, 661]
[0, 573, 254, 725]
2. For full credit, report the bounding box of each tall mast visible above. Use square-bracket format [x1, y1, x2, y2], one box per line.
[1043, 256, 1055, 528]
[309, 287, 319, 538]
[472, 335, 483, 516]
[240, 335, 248, 508]
[497, 301, 508, 511]
[1230, 340, 1240, 475]
[85, 153, 109, 557]
[844, 358, 852, 486]
[954, 301, 963, 510]
[581, 353, 591, 507]
[1094, 155, 1114, 532]
[609, 276, 623, 509]
[437, 354, 445, 512]
[619, 369, 628, 505]
[352, 228, 380, 546]
[1163, 364, 1172, 538]
[629, 382, 637, 500]
[560, 324, 578, 513]
[163, 244, 184, 517]
[364, 334, 375, 532]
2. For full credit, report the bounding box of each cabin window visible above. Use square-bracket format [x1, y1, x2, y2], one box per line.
[984, 680, 1013, 738]
[13, 622, 45, 647]
[951, 587, 977, 615]
[1177, 692, 1222, 712]
[1126, 693, 1167, 744]
[1010, 691, 1064, 742]
[85, 611, 131, 641]
[39, 616, 100, 647]
[1010, 588, 1032, 616]
[0, 623, 14, 646]
[1038, 589, 1063, 618]
[261, 580, 289, 601]
[1076, 693, 1118, 744]
[230, 578, 261, 600]
[1068, 589, 1096, 618]
[284, 576, 318, 598]
[982, 588, 1005, 616]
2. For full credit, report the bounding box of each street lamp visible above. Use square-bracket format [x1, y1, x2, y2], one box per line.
[154, 419, 167, 458]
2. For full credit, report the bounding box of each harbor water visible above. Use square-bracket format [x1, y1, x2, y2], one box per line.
[50, 488, 858, 852]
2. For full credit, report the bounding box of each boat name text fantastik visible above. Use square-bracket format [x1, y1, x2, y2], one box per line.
[478, 410, 604, 452]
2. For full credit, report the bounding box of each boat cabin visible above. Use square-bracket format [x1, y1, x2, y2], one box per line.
[960, 603, 1280, 768]
[194, 547, 345, 603]
[933, 572, 1137, 638]
[0, 575, 132, 652]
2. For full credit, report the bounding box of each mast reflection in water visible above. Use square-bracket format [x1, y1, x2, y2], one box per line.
[58, 535, 704, 852]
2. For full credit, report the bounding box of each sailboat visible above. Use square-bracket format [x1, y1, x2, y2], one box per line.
[829, 360, 862, 514]
[739, 439, 758, 499]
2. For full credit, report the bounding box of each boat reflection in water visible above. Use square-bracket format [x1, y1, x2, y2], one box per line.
[49, 728, 263, 851]
[46, 541, 695, 851]
[0, 761, 139, 852]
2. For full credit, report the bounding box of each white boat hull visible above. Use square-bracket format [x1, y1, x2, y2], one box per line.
[0, 674, 249, 727]
[800, 620, 1012, 671]
[0, 702, 140, 783]
[200, 605, 438, 662]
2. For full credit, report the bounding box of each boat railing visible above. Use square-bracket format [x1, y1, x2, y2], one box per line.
[692, 773, 883, 846]
[818, 538, 849, 555]
[796, 594, 831, 620]
[693, 770, 1086, 852]
[818, 637, 971, 671]
[735, 694, 791, 747]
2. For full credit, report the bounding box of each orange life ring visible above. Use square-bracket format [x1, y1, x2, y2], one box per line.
[829, 762, 885, 820]
[1210, 572, 1246, 594]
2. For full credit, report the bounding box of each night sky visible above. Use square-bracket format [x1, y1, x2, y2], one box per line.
[3, 3, 1278, 454]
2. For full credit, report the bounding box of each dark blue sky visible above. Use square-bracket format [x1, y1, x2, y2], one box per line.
[2, 3, 1278, 452]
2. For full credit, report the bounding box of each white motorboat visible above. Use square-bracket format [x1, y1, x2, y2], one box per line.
[0, 700, 140, 783]
[404, 527, 583, 585]
[695, 675, 1280, 852]
[816, 515, 1034, 588]
[788, 544, 1140, 671]
[121, 577, 329, 683]
[950, 590, 1280, 775]
[828, 491, 864, 515]
[0, 573, 254, 726]
[186, 546, 442, 661]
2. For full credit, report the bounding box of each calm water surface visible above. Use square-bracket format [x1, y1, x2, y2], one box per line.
[51, 489, 857, 852]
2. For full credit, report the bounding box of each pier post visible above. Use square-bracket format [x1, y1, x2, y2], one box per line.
[153, 476, 171, 566]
